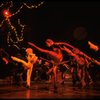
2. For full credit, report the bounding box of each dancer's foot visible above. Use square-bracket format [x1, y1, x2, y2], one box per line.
[53, 85, 58, 93]
[81, 81, 86, 88]
[45, 80, 52, 84]
[25, 85, 30, 89]
[60, 80, 65, 85]
[89, 81, 93, 86]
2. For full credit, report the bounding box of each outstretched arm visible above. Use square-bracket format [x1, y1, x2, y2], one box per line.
[54, 42, 74, 49]
[56, 42, 98, 63]
[60, 46, 76, 57]
[54, 42, 89, 58]
[88, 41, 99, 51]
[54, 41, 93, 60]
[92, 58, 100, 66]
[28, 42, 50, 53]
[60, 46, 100, 66]
[28, 42, 62, 61]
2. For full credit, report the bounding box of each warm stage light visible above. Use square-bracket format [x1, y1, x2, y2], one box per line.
[3, 10, 11, 18]
[0, 1, 44, 48]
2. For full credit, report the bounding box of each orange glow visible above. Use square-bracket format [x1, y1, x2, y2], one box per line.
[26, 90, 30, 99]
[88, 41, 99, 51]
[3, 10, 11, 18]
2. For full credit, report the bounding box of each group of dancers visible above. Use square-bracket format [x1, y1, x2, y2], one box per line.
[0, 39, 100, 91]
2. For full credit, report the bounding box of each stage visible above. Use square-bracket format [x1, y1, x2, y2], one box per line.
[0, 80, 100, 99]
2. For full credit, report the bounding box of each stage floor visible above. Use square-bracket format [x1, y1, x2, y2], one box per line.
[0, 80, 100, 99]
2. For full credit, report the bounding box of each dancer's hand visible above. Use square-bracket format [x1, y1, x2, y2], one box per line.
[11, 56, 14, 60]
[11, 56, 21, 62]
[11, 56, 15, 60]
[88, 41, 99, 51]
[11, 56, 18, 61]
[59, 46, 66, 50]
[2, 57, 8, 64]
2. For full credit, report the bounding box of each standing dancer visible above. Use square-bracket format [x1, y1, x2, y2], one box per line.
[11, 48, 38, 88]
[60, 46, 93, 88]
[51, 41, 100, 66]
[28, 39, 63, 91]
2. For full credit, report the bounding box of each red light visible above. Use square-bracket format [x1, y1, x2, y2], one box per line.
[3, 10, 11, 17]
[5, 11, 8, 15]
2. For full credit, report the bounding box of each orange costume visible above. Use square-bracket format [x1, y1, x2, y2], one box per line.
[88, 41, 99, 51]
[11, 48, 38, 88]
[28, 39, 63, 90]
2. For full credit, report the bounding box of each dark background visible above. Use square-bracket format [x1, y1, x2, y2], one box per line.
[0, 1, 100, 58]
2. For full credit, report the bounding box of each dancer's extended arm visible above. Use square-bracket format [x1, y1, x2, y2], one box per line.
[88, 41, 99, 51]
[54, 42, 74, 49]
[28, 42, 62, 61]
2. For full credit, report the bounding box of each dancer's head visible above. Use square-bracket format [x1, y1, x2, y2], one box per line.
[26, 48, 33, 54]
[45, 39, 54, 47]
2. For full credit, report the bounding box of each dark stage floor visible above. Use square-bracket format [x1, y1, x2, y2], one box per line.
[0, 80, 100, 99]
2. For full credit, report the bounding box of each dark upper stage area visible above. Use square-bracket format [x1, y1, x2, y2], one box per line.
[0, 1, 100, 59]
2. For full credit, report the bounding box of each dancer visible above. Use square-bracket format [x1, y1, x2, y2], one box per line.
[28, 39, 63, 90]
[50, 41, 100, 66]
[11, 48, 38, 88]
[60, 46, 93, 88]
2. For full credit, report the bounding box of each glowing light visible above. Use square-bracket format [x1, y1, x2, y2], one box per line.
[0, 1, 45, 27]
[0, 1, 45, 49]
[6, 18, 25, 49]
[3, 10, 11, 18]
[23, 1, 44, 9]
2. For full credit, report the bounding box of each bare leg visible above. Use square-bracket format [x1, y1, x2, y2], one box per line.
[81, 67, 86, 88]
[86, 70, 93, 85]
[52, 66, 57, 90]
[26, 67, 33, 88]
[77, 67, 86, 88]
[47, 67, 53, 75]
